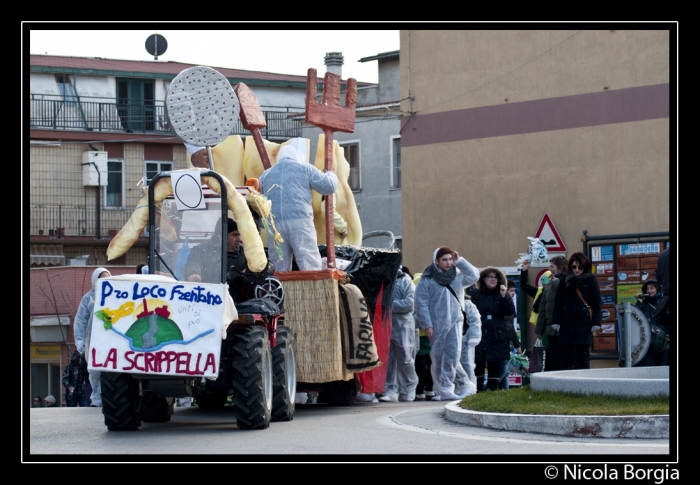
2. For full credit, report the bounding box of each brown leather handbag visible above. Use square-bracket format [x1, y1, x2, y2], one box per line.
[576, 287, 600, 336]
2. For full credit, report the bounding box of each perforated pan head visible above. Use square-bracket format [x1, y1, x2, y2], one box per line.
[166, 66, 240, 147]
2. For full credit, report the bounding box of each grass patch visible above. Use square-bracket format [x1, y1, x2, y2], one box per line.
[459, 385, 669, 415]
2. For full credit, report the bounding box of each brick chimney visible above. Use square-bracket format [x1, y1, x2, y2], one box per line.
[324, 52, 344, 78]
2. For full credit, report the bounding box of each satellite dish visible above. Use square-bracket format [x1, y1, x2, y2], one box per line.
[145, 34, 168, 60]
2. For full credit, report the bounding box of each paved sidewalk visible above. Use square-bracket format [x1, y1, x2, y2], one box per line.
[443, 401, 669, 439]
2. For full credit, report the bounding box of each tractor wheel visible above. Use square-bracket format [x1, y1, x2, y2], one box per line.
[194, 390, 229, 410]
[101, 372, 142, 431]
[142, 393, 174, 423]
[231, 326, 273, 430]
[324, 379, 356, 406]
[271, 325, 296, 422]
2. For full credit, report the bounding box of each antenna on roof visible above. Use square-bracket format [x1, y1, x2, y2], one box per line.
[145, 33, 168, 60]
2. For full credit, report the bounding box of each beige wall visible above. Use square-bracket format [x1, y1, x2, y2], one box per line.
[399, 30, 671, 273]
[400, 30, 670, 115]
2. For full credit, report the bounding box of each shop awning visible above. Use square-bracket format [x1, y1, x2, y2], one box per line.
[30, 244, 65, 266]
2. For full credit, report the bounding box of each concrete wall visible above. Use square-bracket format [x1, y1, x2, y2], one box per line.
[378, 57, 401, 102]
[30, 73, 63, 95]
[249, 85, 306, 108]
[399, 29, 671, 273]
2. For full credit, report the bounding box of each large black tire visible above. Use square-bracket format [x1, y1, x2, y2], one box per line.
[194, 390, 228, 410]
[101, 372, 142, 431]
[324, 379, 356, 406]
[142, 393, 174, 423]
[271, 325, 296, 421]
[231, 326, 273, 430]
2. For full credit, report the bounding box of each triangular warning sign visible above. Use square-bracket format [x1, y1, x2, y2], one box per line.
[534, 213, 567, 252]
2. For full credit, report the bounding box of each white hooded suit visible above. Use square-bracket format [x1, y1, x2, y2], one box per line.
[73, 267, 111, 406]
[259, 143, 338, 271]
[414, 256, 479, 400]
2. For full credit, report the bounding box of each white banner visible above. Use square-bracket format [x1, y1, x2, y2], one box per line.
[88, 275, 236, 378]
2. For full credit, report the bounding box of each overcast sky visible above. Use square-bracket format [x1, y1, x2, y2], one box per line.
[27, 28, 400, 84]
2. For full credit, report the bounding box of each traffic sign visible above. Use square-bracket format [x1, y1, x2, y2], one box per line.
[534, 213, 567, 252]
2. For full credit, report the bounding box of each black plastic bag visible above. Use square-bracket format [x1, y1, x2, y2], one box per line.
[528, 338, 545, 374]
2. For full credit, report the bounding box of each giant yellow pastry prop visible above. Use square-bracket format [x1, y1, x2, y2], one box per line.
[312, 134, 362, 247]
[187, 135, 246, 187]
[243, 138, 281, 181]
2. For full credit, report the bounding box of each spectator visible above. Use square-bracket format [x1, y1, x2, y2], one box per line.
[136, 262, 148, 275]
[536, 255, 568, 371]
[635, 280, 668, 366]
[411, 272, 433, 400]
[518, 259, 540, 301]
[62, 350, 88, 407]
[499, 280, 524, 390]
[379, 266, 419, 402]
[414, 247, 479, 401]
[74, 267, 111, 407]
[259, 141, 338, 271]
[44, 395, 57, 407]
[552, 252, 602, 370]
[654, 247, 671, 358]
[459, 295, 482, 392]
[470, 266, 516, 392]
[32, 396, 43, 408]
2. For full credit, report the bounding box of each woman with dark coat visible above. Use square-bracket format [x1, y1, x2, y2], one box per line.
[551, 252, 602, 370]
[470, 266, 515, 392]
[535, 255, 568, 371]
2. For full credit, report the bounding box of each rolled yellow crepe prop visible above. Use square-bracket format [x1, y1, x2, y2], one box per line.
[107, 177, 174, 261]
[108, 172, 267, 273]
[202, 175, 267, 273]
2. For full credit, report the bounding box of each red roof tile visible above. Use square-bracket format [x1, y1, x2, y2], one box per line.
[29, 54, 373, 85]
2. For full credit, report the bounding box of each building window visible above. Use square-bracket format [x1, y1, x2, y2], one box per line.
[55, 74, 78, 105]
[145, 161, 173, 185]
[117, 78, 156, 131]
[105, 160, 125, 208]
[341, 142, 361, 191]
[391, 136, 401, 189]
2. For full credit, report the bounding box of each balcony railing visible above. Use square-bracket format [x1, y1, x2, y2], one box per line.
[29, 94, 303, 138]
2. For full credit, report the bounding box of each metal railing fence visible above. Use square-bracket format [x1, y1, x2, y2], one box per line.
[29, 94, 303, 138]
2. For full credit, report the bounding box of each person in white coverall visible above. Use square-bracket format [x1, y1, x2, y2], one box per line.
[73, 267, 111, 407]
[459, 297, 482, 390]
[259, 141, 338, 271]
[379, 267, 420, 402]
[414, 247, 479, 401]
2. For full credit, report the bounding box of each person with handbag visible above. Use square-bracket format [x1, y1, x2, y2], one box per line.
[535, 255, 568, 371]
[634, 279, 669, 366]
[414, 247, 479, 401]
[470, 266, 516, 392]
[551, 252, 602, 370]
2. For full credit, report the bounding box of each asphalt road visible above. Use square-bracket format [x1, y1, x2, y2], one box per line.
[27, 400, 671, 461]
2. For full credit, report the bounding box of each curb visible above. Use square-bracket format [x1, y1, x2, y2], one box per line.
[443, 402, 669, 439]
